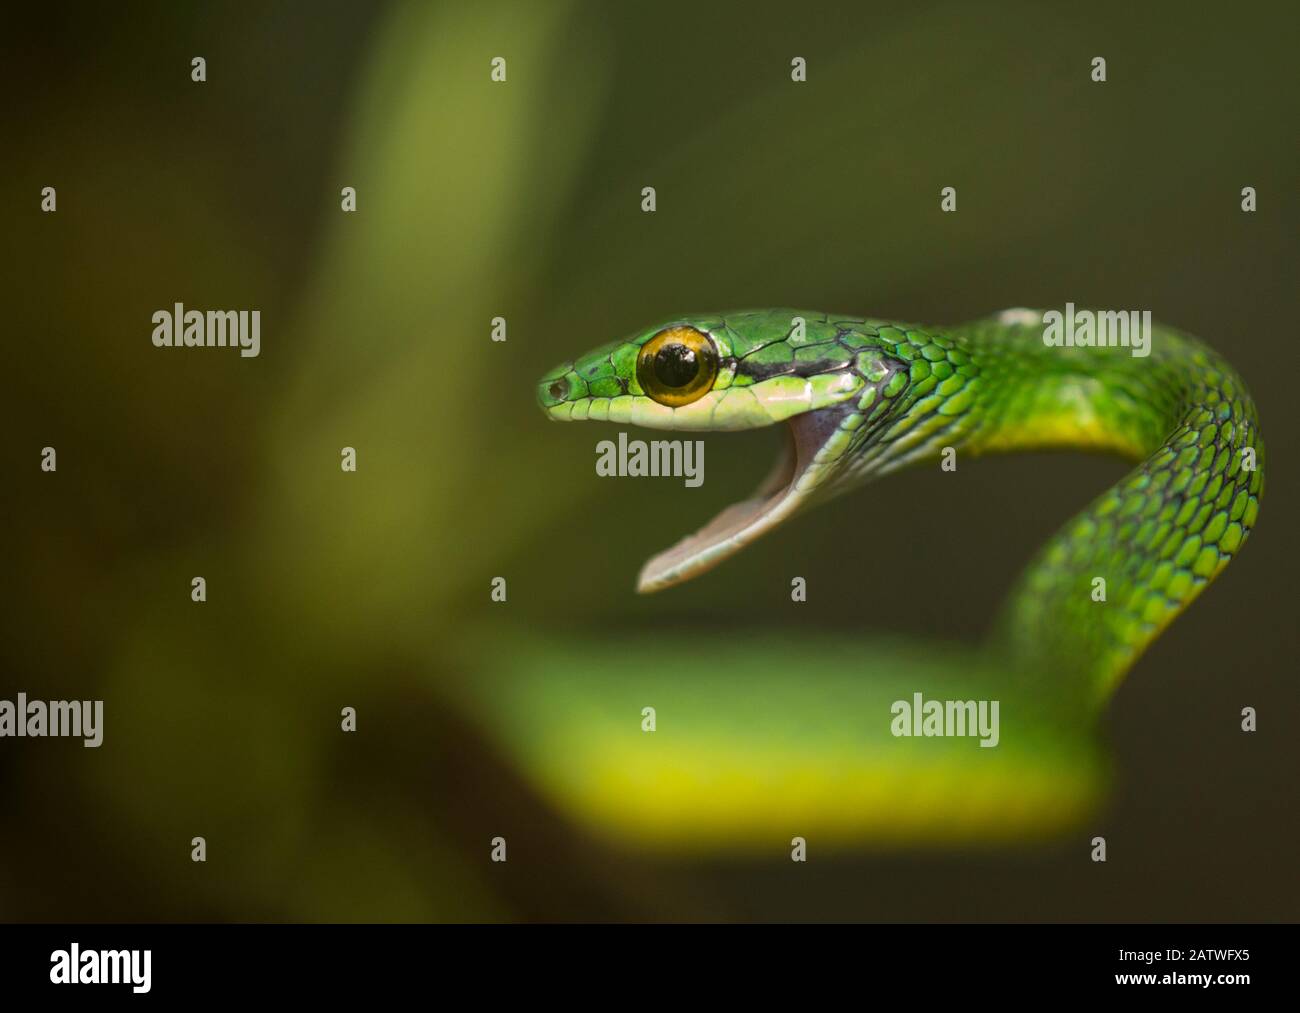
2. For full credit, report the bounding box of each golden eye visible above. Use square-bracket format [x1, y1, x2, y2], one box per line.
[636, 326, 719, 407]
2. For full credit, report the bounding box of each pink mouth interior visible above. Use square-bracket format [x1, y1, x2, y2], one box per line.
[636, 410, 843, 593]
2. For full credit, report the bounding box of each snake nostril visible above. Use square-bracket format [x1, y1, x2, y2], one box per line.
[547, 381, 567, 401]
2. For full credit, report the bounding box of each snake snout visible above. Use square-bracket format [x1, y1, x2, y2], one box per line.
[537, 366, 575, 412]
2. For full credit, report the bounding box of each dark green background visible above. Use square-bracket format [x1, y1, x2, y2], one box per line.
[4, 0, 1296, 921]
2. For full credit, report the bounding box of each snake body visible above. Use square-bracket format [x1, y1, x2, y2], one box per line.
[487, 309, 1265, 849]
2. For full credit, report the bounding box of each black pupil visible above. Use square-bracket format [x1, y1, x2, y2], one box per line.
[653, 344, 699, 388]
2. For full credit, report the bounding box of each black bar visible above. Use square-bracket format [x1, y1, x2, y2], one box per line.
[0, 923, 1282, 998]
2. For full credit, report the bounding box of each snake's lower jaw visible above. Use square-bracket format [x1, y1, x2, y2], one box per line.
[636, 408, 846, 593]
[635, 490, 802, 593]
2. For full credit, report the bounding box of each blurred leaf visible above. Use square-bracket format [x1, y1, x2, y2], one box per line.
[253, 0, 611, 654]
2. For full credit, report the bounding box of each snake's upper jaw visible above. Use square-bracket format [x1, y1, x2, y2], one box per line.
[636, 406, 850, 593]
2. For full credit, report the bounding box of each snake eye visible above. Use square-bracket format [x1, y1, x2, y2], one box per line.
[636, 326, 719, 407]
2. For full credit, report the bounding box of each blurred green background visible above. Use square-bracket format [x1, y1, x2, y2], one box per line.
[3, 0, 1297, 921]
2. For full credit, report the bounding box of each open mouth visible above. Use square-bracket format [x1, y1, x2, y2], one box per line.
[636, 405, 853, 593]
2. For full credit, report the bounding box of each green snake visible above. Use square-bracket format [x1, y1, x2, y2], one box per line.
[464, 309, 1263, 852]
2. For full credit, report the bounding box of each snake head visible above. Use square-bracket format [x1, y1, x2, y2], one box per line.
[537, 310, 915, 592]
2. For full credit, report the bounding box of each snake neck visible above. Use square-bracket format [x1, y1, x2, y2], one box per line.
[861, 312, 1264, 705]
